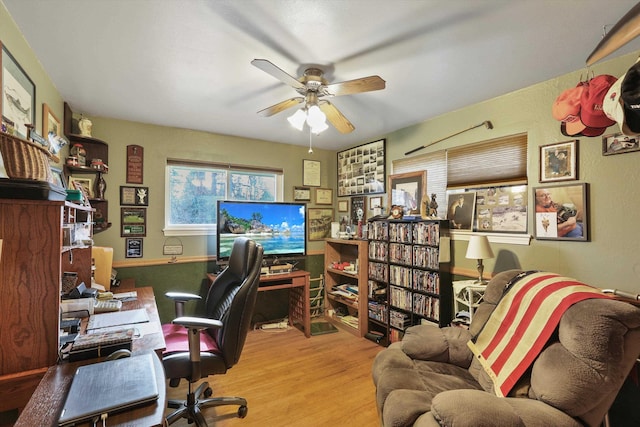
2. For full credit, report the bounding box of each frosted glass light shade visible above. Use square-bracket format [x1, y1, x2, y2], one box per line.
[287, 109, 306, 131]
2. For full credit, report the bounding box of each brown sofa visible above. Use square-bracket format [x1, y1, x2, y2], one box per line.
[372, 269, 640, 427]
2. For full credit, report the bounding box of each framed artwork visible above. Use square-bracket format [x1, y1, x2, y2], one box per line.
[540, 140, 578, 182]
[293, 186, 311, 201]
[303, 159, 321, 187]
[388, 171, 426, 215]
[337, 139, 386, 196]
[42, 103, 61, 137]
[533, 183, 588, 241]
[125, 238, 143, 258]
[602, 132, 640, 156]
[369, 196, 382, 210]
[308, 208, 334, 241]
[69, 177, 94, 199]
[338, 200, 348, 212]
[1, 42, 36, 139]
[315, 188, 333, 205]
[473, 185, 528, 233]
[121, 207, 147, 237]
[120, 186, 149, 206]
[350, 196, 366, 224]
[50, 166, 66, 189]
[446, 191, 476, 231]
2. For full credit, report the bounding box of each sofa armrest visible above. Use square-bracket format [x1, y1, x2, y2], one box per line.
[401, 325, 473, 367]
[428, 389, 582, 427]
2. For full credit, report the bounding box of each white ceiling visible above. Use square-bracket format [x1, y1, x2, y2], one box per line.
[3, 0, 640, 151]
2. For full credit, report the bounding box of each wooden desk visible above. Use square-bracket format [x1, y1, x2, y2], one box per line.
[207, 270, 311, 338]
[15, 287, 167, 427]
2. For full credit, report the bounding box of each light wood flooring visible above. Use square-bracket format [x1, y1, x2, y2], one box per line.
[165, 323, 383, 426]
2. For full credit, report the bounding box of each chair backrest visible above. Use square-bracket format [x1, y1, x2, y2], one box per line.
[204, 237, 263, 368]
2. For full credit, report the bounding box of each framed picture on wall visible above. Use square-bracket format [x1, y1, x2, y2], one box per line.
[308, 208, 333, 241]
[533, 183, 588, 241]
[337, 139, 386, 196]
[539, 140, 578, 182]
[121, 207, 147, 237]
[293, 186, 311, 201]
[602, 132, 640, 156]
[1, 42, 36, 139]
[125, 238, 143, 258]
[315, 188, 333, 205]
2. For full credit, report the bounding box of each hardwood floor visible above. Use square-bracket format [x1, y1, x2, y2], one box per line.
[165, 323, 383, 426]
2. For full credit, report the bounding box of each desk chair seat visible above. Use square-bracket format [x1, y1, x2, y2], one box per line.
[162, 237, 263, 426]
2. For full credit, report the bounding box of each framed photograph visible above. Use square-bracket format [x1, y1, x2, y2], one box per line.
[338, 200, 348, 212]
[1, 42, 36, 139]
[125, 238, 143, 258]
[308, 208, 334, 241]
[337, 139, 386, 196]
[293, 186, 311, 202]
[369, 196, 382, 210]
[350, 196, 366, 224]
[50, 166, 66, 189]
[540, 140, 578, 182]
[388, 171, 426, 215]
[315, 188, 333, 205]
[69, 177, 94, 199]
[602, 132, 640, 156]
[533, 183, 588, 241]
[303, 159, 321, 187]
[120, 186, 149, 206]
[121, 207, 147, 237]
[446, 191, 476, 231]
[42, 103, 60, 137]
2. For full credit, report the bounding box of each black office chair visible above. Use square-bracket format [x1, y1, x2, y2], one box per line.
[162, 237, 263, 426]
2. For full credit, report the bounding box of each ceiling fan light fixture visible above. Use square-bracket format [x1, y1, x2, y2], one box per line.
[287, 109, 306, 131]
[306, 105, 326, 128]
[311, 121, 329, 135]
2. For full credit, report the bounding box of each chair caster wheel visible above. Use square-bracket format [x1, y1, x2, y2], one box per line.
[238, 405, 248, 418]
[204, 387, 213, 398]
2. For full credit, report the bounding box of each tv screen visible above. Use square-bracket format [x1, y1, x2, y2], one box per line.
[216, 200, 307, 261]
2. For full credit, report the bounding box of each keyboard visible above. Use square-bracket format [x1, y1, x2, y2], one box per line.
[94, 299, 122, 313]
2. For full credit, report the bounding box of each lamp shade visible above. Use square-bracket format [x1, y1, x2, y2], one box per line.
[465, 235, 494, 260]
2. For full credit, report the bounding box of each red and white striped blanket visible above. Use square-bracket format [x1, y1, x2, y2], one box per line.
[467, 271, 610, 397]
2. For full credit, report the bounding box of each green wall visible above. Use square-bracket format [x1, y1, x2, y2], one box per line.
[3, 1, 640, 300]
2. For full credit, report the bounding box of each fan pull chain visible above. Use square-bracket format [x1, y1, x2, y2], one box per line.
[308, 129, 313, 153]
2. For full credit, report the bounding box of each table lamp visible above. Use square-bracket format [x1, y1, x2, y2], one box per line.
[465, 235, 494, 284]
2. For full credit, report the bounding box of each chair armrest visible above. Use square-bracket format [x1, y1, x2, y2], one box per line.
[401, 325, 473, 367]
[429, 389, 582, 427]
[166, 292, 202, 318]
[165, 291, 202, 302]
[173, 316, 223, 331]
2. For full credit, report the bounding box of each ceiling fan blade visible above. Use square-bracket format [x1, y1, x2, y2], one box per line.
[323, 75, 386, 97]
[319, 102, 355, 134]
[257, 97, 304, 117]
[251, 59, 305, 90]
[586, 3, 640, 65]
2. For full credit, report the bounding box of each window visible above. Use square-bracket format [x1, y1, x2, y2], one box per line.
[392, 133, 530, 244]
[164, 159, 283, 235]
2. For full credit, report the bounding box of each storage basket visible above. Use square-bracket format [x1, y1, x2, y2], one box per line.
[0, 132, 52, 182]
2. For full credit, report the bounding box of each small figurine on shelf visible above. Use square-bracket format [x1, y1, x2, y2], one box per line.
[95, 174, 106, 200]
[78, 116, 93, 137]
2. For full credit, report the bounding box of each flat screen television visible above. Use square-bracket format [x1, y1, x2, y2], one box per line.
[216, 200, 307, 262]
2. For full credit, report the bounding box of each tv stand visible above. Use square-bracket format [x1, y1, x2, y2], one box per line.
[207, 270, 310, 337]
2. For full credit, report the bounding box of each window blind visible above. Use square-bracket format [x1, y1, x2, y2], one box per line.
[446, 133, 527, 188]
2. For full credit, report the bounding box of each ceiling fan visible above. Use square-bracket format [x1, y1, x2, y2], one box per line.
[251, 59, 385, 134]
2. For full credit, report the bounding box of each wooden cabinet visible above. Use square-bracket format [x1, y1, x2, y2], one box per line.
[0, 199, 93, 413]
[367, 219, 452, 345]
[63, 102, 111, 232]
[323, 238, 368, 337]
